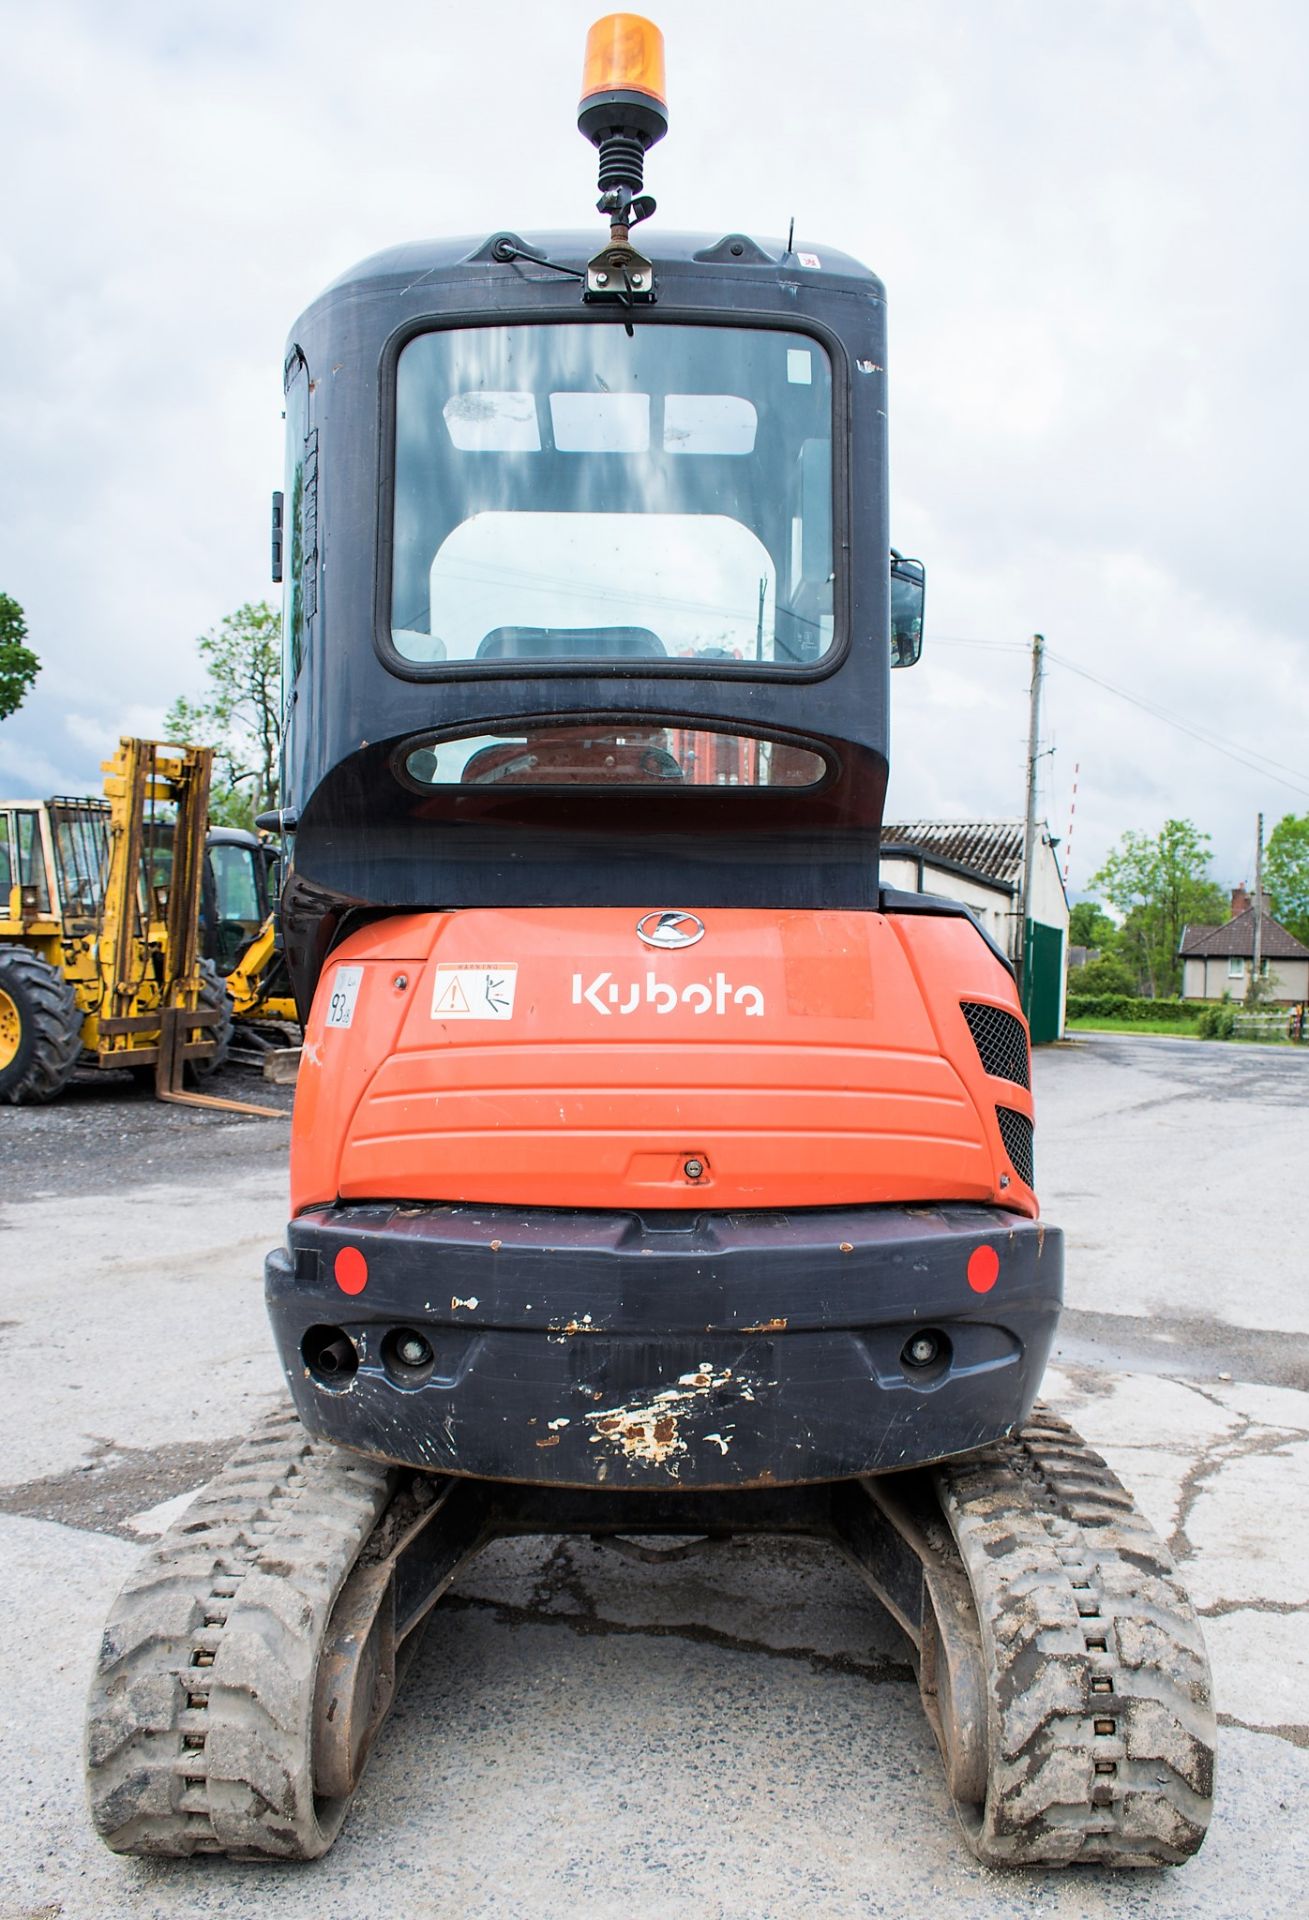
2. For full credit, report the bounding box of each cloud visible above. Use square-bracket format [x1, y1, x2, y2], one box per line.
[64, 706, 171, 760]
[0, 0, 1305, 894]
[0, 735, 70, 795]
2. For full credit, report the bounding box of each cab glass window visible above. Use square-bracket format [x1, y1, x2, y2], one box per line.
[50, 802, 109, 917]
[282, 360, 311, 695]
[15, 810, 49, 912]
[391, 324, 834, 670]
[209, 842, 263, 926]
[401, 724, 827, 789]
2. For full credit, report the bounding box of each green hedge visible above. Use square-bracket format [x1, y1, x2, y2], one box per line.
[1065, 993, 1196, 1023]
[1195, 1005, 1237, 1039]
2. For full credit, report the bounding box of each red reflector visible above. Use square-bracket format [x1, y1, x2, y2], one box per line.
[967, 1245, 999, 1294]
[334, 1246, 368, 1295]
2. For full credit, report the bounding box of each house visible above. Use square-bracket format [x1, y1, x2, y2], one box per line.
[1179, 887, 1309, 1004]
[881, 819, 1070, 1042]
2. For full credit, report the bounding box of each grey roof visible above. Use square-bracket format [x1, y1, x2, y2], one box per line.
[1179, 908, 1309, 960]
[883, 820, 1027, 886]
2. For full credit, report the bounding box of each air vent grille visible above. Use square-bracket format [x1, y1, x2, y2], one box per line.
[995, 1106, 1035, 1190]
[961, 1001, 1030, 1089]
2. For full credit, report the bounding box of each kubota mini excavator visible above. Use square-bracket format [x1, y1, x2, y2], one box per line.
[87, 16, 1215, 1867]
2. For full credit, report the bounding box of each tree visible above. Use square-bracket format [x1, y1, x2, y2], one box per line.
[1090, 820, 1226, 998]
[1067, 953, 1136, 998]
[1265, 813, 1309, 947]
[0, 591, 40, 721]
[1068, 899, 1118, 951]
[166, 602, 280, 829]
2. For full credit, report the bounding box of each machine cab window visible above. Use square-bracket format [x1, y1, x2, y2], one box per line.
[390, 322, 835, 671]
[400, 723, 829, 789]
[14, 808, 50, 914]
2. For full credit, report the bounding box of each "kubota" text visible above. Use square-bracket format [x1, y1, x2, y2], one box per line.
[572, 971, 765, 1016]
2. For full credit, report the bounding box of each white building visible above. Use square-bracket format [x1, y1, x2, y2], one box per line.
[881, 819, 1070, 1042]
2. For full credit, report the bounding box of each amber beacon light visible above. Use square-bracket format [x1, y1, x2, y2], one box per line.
[578, 13, 668, 205]
[581, 13, 666, 107]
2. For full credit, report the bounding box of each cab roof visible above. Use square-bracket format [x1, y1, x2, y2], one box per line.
[314, 229, 884, 307]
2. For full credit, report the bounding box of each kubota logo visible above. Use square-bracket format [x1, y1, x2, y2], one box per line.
[572, 971, 765, 1016]
[636, 910, 705, 950]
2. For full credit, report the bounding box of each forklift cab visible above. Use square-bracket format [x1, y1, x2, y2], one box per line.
[0, 798, 110, 931]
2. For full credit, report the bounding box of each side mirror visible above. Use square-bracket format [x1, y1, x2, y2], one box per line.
[890, 551, 925, 668]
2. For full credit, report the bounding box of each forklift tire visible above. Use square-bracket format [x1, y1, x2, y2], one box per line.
[190, 960, 235, 1081]
[0, 947, 83, 1105]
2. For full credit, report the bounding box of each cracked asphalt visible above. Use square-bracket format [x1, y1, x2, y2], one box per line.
[1, 1033, 1307, 1917]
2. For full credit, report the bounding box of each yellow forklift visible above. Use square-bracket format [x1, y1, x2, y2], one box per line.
[1, 737, 235, 1103]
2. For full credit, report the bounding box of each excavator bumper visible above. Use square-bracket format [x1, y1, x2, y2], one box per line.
[266, 1200, 1062, 1487]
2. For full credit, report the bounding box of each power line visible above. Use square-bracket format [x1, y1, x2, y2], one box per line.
[931, 634, 1028, 654]
[1044, 649, 1309, 800]
[928, 631, 1309, 799]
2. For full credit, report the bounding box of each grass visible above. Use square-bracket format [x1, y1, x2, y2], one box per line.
[1066, 1015, 1202, 1037]
[1066, 1014, 1301, 1045]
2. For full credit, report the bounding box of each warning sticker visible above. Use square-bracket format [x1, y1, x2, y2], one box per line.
[795, 250, 821, 270]
[431, 963, 518, 1021]
[325, 964, 363, 1029]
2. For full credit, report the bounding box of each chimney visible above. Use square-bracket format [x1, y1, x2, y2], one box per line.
[1230, 884, 1251, 919]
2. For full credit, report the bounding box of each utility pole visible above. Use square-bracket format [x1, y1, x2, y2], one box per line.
[1251, 810, 1264, 999]
[1017, 633, 1044, 1009]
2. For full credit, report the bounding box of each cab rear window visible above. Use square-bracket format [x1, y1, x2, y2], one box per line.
[391, 322, 834, 671]
[399, 724, 828, 790]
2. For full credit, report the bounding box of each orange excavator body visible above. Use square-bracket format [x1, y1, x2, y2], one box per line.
[292, 907, 1037, 1219]
[270, 894, 1054, 1492]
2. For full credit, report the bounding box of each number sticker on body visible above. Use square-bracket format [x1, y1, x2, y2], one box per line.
[325, 964, 364, 1029]
[431, 963, 518, 1021]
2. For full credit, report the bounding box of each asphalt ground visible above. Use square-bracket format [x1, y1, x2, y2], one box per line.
[1, 1034, 1307, 1918]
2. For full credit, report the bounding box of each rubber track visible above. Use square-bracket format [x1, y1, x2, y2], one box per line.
[934, 1405, 1215, 1867]
[86, 1403, 392, 1858]
[0, 947, 81, 1103]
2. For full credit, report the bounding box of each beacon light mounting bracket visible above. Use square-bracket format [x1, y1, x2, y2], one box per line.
[577, 15, 667, 306]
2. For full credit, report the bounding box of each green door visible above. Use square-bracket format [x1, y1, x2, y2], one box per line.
[1022, 919, 1065, 1046]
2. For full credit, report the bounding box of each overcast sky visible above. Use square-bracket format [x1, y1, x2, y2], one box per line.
[1, 0, 1305, 895]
